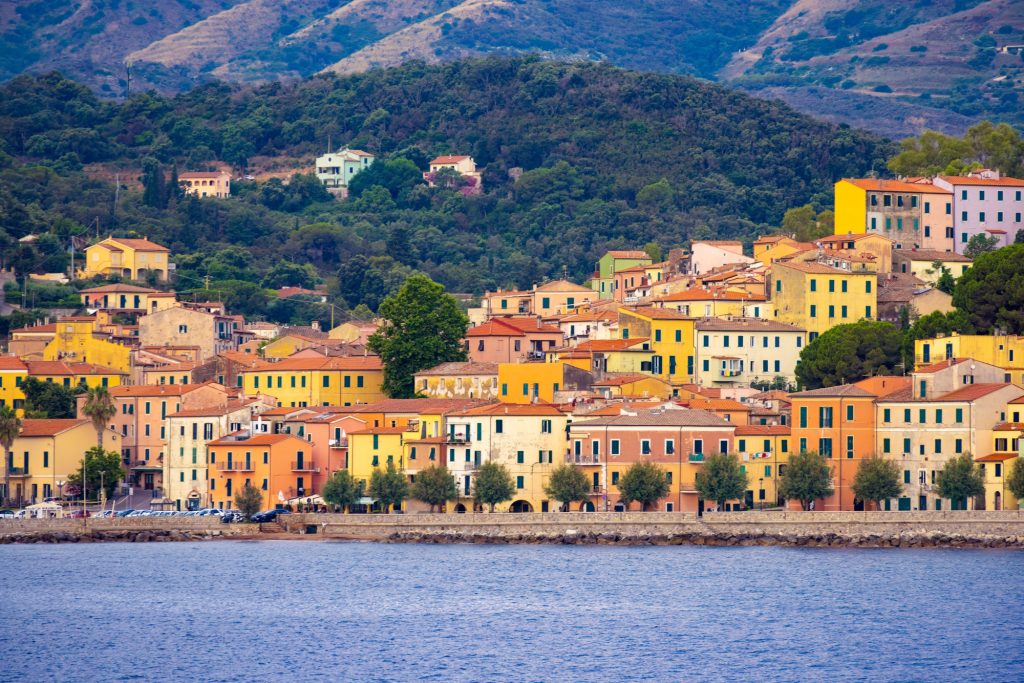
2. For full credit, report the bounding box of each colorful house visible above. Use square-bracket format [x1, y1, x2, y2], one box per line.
[240, 356, 385, 408]
[771, 262, 876, 341]
[892, 249, 972, 284]
[497, 361, 593, 404]
[80, 237, 171, 282]
[734, 424, 791, 509]
[618, 307, 695, 384]
[179, 171, 231, 198]
[466, 317, 564, 363]
[42, 317, 132, 373]
[833, 178, 953, 251]
[694, 318, 805, 390]
[315, 148, 375, 195]
[414, 362, 499, 400]
[932, 173, 1024, 253]
[914, 334, 1024, 384]
[80, 284, 177, 315]
[655, 288, 766, 318]
[594, 251, 652, 300]
[208, 431, 314, 511]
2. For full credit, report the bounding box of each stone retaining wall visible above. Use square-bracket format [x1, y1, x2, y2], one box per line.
[0, 517, 248, 541]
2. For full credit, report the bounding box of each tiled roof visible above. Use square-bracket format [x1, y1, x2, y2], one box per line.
[11, 324, 56, 335]
[208, 433, 300, 447]
[592, 373, 665, 387]
[607, 250, 650, 259]
[621, 306, 692, 320]
[937, 383, 1014, 402]
[975, 452, 1017, 462]
[109, 385, 194, 397]
[534, 279, 593, 293]
[339, 398, 487, 414]
[468, 317, 561, 336]
[0, 357, 28, 371]
[734, 425, 791, 436]
[894, 249, 972, 262]
[937, 175, 1024, 187]
[776, 261, 871, 275]
[25, 361, 123, 376]
[842, 178, 951, 194]
[789, 385, 876, 398]
[415, 361, 499, 376]
[659, 288, 766, 302]
[678, 398, 751, 412]
[451, 403, 564, 416]
[168, 400, 255, 418]
[244, 356, 382, 372]
[572, 408, 731, 427]
[106, 238, 170, 251]
[915, 359, 967, 374]
[80, 284, 160, 294]
[695, 318, 803, 332]
[573, 338, 649, 352]
[430, 155, 471, 164]
[20, 419, 89, 437]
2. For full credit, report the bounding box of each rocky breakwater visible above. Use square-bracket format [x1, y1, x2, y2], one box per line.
[0, 528, 232, 544]
[384, 528, 1024, 549]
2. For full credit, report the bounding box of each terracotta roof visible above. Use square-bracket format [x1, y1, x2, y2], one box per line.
[534, 279, 593, 293]
[621, 306, 692, 320]
[994, 422, 1024, 431]
[452, 403, 564, 416]
[659, 289, 765, 303]
[245, 356, 382, 372]
[893, 249, 972, 263]
[560, 310, 617, 323]
[109, 385, 194, 397]
[606, 250, 650, 259]
[348, 427, 408, 435]
[490, 317, 562, 334]
[80, 284, 160, 294]
[937, 383, 1014, 402]
[168, 400, 255, 418]
[915, 359, 968, 374]
[842, 178, 951, 194]
[975, 452, 1018, 462]
[415, 361, 499, 376]
[616, 264, 650, 274]
[20, 419, 89, 437]
[734, 425, 791, 436]
[430, 155, 471, 164]
[11, 324, 56, 335]
[336, 398, 487, 415]
[0, 357, 28, 371]
[208, 433, 301, 447]
[789, 385, 876, 398]
[678, 398, 751, 412]
[775, 261, 872, 275]
[179, 171, 229, 179]
[572, 408, 730, 427]
[468, 317, 561, 336]
[695, 318, 803, 332]
[937, 175, 1024, 187]
[105, 238, 170, 252]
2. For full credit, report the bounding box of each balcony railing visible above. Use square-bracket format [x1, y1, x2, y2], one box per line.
[220, 461, 254, 472]
[291, 461, 317, 472]
[328, 438, 348, 448]
[567, 454, 601, 465]
[447, 434, 470, 444]
[688, 453, 705, 463]
[6, 467, 28, 476]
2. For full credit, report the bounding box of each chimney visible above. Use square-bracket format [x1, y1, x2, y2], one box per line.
[311, 320, 321, 332]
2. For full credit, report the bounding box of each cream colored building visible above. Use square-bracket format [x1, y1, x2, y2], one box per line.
[892, 249, 972, 285]
[445, 404, 568, 512]
[414, 362, 499, 400]
[179, 171, 231, 198]
[694, 318, 805, 390]
[80, 237, 171, 282]
[138, 305, 241, 361]
[164, 400, 259, 511]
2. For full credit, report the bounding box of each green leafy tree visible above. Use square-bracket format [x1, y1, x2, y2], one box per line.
[369, 461, 409, 513]
[321, 470, 365, 512]
[617, 461, 670, 511]
[779, 451, 833, 511]
[902, 310, 971, 367]
[795, 321, 904, 389]
[888, 121, 1024, 178]
[368, 274, 468, 398]
[0, 406, 21, 506]
[782, 204, 832, 242]
[82, 385, 117, 447]
[67, 446, 124, 500]
[21, 377, 80, 418]
[348, 158, 424, 201]
[234, 483, 264, 520]
[1005, 459, 1024, 508]
[411, 465, 458, 512]
[953, 245, 1024, 333]
[936, 453, 985, 510]
[694, 453, 748, 510]
[964, 234, 999, 259]
[473, 461, 516, 512]
[851, 456, 902, 510]
[636, 179, 674, 211]
[544, 463, 592, 511]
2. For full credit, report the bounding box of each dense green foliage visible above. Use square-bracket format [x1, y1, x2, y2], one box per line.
[0, 405, 21, 506]
[778, 451, 834, 511]
[368, 461, 410, 513]
[617, 461, 670, 512]
[411, 465, 458, 513]
[0, 58, 890, 314]
[887, 122, 1024, 178]
[369, 275, 468, 398]
[321, 470, 365, 513]
[936, 453, 985, 509]
[851, 456, 903, 509]
[21, 377, 82, 419]
[902, 310, 973, 366]
[234, 483, 264, 519]
[1005, 460, 1024, 506]
[81, 386, 117, 447]
[795, 321, 904, 389]
[67, 446, 125, 501]
[694, 453, 749, 509]
[473, 461, 516, 512]
[544, 464, 592, 511]
[953, 245, 1024, 334]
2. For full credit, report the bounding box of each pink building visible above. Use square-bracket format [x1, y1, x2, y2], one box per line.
[466, 317, 564, 363]
[932, 172, 1024, 252]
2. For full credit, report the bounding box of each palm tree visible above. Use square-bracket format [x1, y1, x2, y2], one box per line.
[0, 406, 22, 507]
[82, 386, 116, 448]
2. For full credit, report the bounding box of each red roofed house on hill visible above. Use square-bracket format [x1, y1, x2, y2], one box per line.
[466, 317, 564, 363]
[424, 155, 483, 195]
[81, 236, 171, 282]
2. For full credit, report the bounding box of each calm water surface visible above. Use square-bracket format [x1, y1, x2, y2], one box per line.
[1, 541, 1022, 682]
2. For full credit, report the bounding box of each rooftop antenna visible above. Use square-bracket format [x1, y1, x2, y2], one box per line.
[327, 135, 332, 154]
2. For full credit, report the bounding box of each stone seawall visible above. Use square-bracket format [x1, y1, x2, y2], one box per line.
[289, 510, 1024, 549]
[0, 518, 249, 544]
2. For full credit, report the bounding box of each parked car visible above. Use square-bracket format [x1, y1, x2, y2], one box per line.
[92, 510, 113, 518]
[115, 509, 134, 518]
[252, 509, 291, 523]
[0, 510, 14, 519]
[220, 511, 245, 523]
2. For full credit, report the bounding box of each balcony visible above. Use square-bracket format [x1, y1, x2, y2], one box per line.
[688, 453, 705, 463]
[6, 467, 28, 477]
[567, 454, 600, 465]
[291, 461, 318, 472]
[220, 461, 254, 472]
[447, 434, 470, 445]
[328, 438, 348, 448]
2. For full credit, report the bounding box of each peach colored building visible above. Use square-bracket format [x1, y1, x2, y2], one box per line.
[466, 317, 564, 363]
[179, 171, 231, 198]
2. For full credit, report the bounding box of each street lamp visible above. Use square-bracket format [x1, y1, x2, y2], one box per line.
[57, 480, 65, 501]
[758, 477, 764, 511]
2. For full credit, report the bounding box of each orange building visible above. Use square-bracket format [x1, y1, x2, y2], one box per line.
[207, 431, 312, 511]
[789, 376, 910, 510]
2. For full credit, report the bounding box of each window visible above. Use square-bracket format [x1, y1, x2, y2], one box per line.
[799, 407, 807, 428]
[612, 471, 620, 485]
[819, 406, 833, 428]
[980, 212, 986, 222]
[541, 419, 552, 434]
[919, 409, 927, 424]
[903, 438, 911, 454]
[828, 305, 835, 318]
[178, 324, 188, 334]
[702, 335, 709, 347]
[819, 438, 832, 457]
[883, 438, 890, 453]
[810, 279, 817, 292]
[865, 280, 872, 293]
[846, 405, 854, 421]
[542, 297, 550, 309]
[810, 305, 817, 318]
[883, 408, 891, 423]
[934, 439, 942, 454]
[517, 451, 524, 464]
[955, 408, 963, 423]
[719, 440, 728, 454]
[655, 330, 662, 342]
[641, 439, 651, 455]
[841, 305, 847, 318]
[495, 419, 503, 434]
[516, 476, 524, 489]
[955, 439, 962, 454]
[610, 439, 620, 455]
[846, 436, 854, 459]
[665, 439, 674, 455]
[935, 409, 943, 423]
[693, 439, 703, 454]
[322, 376, 330, 388]
[865, 306, 872, 319]
[904, 470, 911, 484]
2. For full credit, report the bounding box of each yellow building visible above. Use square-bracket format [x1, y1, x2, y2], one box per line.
[656, 288, 766, 318]
[2, 418, 121, 506]
[348, 427, 407, 490]
[977, 421, 1022, 511]
[753, 236, 813, 266]
[549, 338, 654, 375]
[772, 262, 877, 340]
[834, 179, 953, 251]
[42, 317, 132, 373]
[893, 249, 972, 285]
[591, 374, 672, 400]
[618, 307, 696, 384]
[0, 357, 125, 415]
[241, 356, 385, 408]
[179, 171, 231, 199]
[80, 237, 171, 282]
[914, 334, 1024, 383]
[445, 404, 569, 512]
[80, 284, 177, 315]
[497, 361, 594, 404]
[734, 425, 791, 508]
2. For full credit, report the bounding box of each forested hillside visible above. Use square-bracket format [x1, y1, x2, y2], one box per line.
[0, 57, 891, 320]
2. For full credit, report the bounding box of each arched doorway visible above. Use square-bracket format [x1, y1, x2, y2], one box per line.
[454, 503, 467, 513]
[995, 491, 1002, 510]
[509, 500, 533, 513]
[580, 501, 595, 512]
[613, 502, 626, 512]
